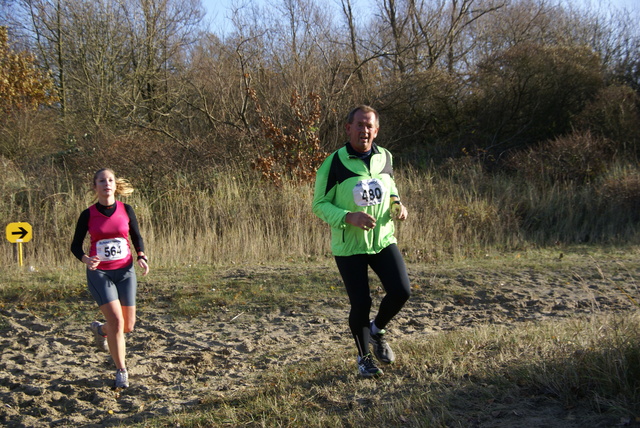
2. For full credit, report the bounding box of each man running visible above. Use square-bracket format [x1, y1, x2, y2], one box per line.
[312, 105, 411, 377]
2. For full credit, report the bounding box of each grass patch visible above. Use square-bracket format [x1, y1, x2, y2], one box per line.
[139, 263, 347, 318]
[133, 313, 640, 427]
[0, 266, 89, 317]
[2, 247, 639, 426]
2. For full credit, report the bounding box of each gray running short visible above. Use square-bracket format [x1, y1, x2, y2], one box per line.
[87, 263, 137, 307]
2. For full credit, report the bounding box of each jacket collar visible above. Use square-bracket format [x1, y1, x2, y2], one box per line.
[344, 142, 380, 158]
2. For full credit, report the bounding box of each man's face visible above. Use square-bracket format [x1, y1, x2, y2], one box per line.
[346, 110, 379, 154]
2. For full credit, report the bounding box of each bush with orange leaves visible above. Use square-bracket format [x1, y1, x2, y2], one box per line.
[249, 89, 328, 186]
[0, 27, 58, 116]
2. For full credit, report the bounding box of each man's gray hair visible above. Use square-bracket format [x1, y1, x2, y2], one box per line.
[346, 105, 379, 128]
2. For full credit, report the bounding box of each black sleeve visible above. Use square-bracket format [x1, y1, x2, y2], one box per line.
[70, 209, 90, 261]
[124, 203, 145, 254]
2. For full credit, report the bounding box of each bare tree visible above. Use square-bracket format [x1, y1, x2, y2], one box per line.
[19, 0, 204, 133]
[340, 0, 362, 83]
[401, 0, 505, 74]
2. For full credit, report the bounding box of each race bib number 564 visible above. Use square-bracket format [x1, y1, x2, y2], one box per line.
[96, 238, 129, 261]
[353, 178, 386, 207]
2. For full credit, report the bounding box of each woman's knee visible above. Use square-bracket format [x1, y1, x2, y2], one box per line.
[108, 318, 135, 333]
[121, 306, 136, 333]
[105, 317, 126, 334]
[123, 316, 136, 333]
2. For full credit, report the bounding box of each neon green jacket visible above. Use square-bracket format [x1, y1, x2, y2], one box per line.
[312, 143, 400, 256]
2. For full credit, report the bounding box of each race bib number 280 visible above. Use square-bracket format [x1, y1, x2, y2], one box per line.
[353, 178, 386, 207]
[96, 238, 129, 261]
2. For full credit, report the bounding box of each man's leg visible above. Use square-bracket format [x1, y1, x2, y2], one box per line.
[370, 244, 411, 329]
[335, 254, 372, 356]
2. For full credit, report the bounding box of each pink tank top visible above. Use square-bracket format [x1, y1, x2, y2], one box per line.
[88, 201, 132, 270]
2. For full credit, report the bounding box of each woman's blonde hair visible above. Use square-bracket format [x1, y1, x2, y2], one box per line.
[91, 168, 134, 202]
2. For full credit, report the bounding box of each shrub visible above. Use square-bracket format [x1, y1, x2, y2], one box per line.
[249, 89, 328, 186]
[573, 85, 640, 152]
[506, 131, 612, 186]
[597, 167, 640, 223]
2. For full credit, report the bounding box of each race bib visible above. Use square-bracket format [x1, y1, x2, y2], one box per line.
[96, 238, 129, 261]
[353, 178, 386, 207]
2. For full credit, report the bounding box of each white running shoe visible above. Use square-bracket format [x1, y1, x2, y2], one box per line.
[115, 368, 129, 388]
[90, 321, 108, 352]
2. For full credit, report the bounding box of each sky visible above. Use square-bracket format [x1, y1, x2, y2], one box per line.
[201, 0, 640, 34]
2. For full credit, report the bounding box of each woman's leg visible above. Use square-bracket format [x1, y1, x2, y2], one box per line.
[99, 264, 138, 368]
[99, 300, 127, 369]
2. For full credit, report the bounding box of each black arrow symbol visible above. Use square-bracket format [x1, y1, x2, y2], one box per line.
[11, 227, 28, 240]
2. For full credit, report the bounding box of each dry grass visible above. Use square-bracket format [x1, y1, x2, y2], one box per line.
[133, 312, 640, 427]
[7, 159, 640, 270]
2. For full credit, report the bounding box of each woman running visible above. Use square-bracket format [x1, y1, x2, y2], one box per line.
[71, 168, 149, 388]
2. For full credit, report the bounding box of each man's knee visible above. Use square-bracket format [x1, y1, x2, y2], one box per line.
[390, 285, 411, 304]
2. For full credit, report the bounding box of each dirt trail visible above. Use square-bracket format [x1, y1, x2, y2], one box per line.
[1, 258, 638, 427]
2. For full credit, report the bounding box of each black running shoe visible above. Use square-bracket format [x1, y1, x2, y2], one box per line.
[369, 323, 395, 364]
[358, 353, 383, 377]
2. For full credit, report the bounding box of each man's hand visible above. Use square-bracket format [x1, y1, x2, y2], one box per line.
[345, 212, 377, 231]
[392, 202, 408, 221]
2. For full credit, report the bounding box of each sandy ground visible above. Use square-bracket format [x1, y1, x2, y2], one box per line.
[1, 256, 639, 427]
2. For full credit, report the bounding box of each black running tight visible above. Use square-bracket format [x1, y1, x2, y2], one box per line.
[335, 244, 411, 356]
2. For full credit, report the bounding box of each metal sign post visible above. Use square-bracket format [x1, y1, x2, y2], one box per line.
[5, 222, 33, 267]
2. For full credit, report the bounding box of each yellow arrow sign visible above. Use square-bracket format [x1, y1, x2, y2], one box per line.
[6, 222, 33, 243]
